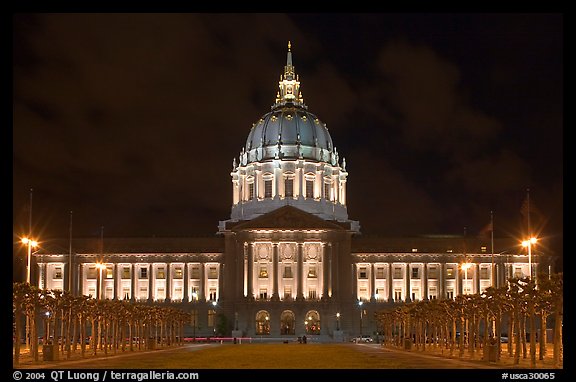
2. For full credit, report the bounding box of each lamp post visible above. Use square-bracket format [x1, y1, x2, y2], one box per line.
[461, 262, 472, 295]
[212, 301, 217, 336]
[522, 237, 537, 279]
[336, 312, 340, 331]
[21, 238, 38, 284]
[358, 301, 364, 338]
[21, 237, 38, 347]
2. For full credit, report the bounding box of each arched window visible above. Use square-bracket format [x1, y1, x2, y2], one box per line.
[263, 173, 273, 199]
[323, 177, 332, 201]
[284, 172, 295, 198]
[280, 310, 295, 335]
[305, 173, 315, 199]
[255, 310, 270, 335]
[246, 176, 255, 200]
[304, 310, 321, 335]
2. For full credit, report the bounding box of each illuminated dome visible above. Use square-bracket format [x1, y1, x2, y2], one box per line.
[222, 42, 358, 231]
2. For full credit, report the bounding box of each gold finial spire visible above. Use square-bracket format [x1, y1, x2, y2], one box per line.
[288, 41, 291, 51]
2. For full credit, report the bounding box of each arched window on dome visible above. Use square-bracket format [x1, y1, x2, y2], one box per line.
[305, 173, 315, 199]
[246, 176, 255, 201]
[263, 173, 274, 199]
[284, 172, 295, 199]
[323, 177, 332, 201]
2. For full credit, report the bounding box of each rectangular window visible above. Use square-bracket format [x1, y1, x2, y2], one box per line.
[264, 179, 273, 198]
[514, 267, 523, 278]
[156, 288, 165, 300]
[122, 288, 130, 300]
[140, 267, 148, 279]
[173, 287, 183, 300]
[323, 182, 330, 200]
[54, 267, 63, 279]
[394, 289, 402, 301]
[190, 286, 199, 300]
[139, 287, 148, 300]
[208, 267, 218, 279]
[190, 310, 199, 328]
[446, 267, 455, 278]
[359, 267, 368, 279]
[248, 182, 255, 200]
[308, 266, 317, 278]
[88, 287, 96, 298]
[259, 267, 269, 278]
[429, 287, 437, 300]
[190, 267, 200, 279]
[283, 266, 293, 278]
[106, 267, 113, 279]
[375, 288, 384, 300]
[308, 288, 317, 300]
[208, 309, 216, 327]
[121, 267, 131, 279]
[209, 288, 217, 301]
[259, 289, 268, 300]
[412, 289, 419, 301]
[480, 267, 489, 279]
[446, 290, 454, 300]
[87, 267, 97, 279]
[105, 287, 113, 299]
[285, 178, 293, 197]
[306, 179, 314, 198]
[393, 267, 402, 279]
[411, 267, 420, 279]
[376, 267, 385, 279]
[156, 267, 166, 279]
[174, 267, 183, 279]
[428, 266, 438, 279]
[284, 286, 292, 299]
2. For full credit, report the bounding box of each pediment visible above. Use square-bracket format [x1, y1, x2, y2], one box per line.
[228, 206, 349, 231]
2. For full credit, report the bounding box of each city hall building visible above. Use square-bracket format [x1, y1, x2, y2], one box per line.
[31, 45, 552, 340]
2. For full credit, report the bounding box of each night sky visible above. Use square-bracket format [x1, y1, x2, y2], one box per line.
[12, 14, 563, 269]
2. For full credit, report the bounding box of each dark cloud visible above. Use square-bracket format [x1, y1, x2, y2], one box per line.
[13, 14, 562, 268]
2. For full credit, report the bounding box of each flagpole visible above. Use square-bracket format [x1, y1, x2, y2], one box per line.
[490, 210, 495, 288]
[68, 211, 73, 294]
[526, 188, 532, 279]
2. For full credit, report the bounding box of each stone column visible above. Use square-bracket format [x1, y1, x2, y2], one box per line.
[148, 264, 153, 302]
[113, 263, 118, 300]
[199, 262, 205, 301]
[405, 263, 411, 302]
[327, 243, 333, 297]
[322, 243, 330, 299]
[183, 262, 189, 302]
[370, 263, 376, 302]
[456, 264, 462, 296]
[475, 263, 481, 294]
[165, 262, 171, 302]
[388, 263, 393, 303]
[78, 263, 83, 297]
[296, 243, 304, 300]
[439, 262, 445, 300]
[131, 263, 136, 302]
[247, 243, 254, 300]
[352, 263, 358, 299]
[423, 263, 428, 301]
[272, 243, 279, 300]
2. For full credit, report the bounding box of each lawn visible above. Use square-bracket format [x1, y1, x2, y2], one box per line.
[65, 343, 406, 369]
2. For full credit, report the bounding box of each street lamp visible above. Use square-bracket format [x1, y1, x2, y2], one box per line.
[358, 301, 364, 338]
[522, 237, 537, 279]
[212, 301, 217, 336]
[461, 262, 472, 295]
[21, 237, 38, 284]
[336, 312, 340, 331]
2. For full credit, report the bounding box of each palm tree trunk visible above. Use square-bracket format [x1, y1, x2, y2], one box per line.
[553, 301, 562, 367]
[521, 315, 527, 359]
[514, 307, 521, 365]
[508, 313, 514, 357]
[539, 312, 547, 360]
[529, 303, 536, 368]
[14, 308, 22, 365]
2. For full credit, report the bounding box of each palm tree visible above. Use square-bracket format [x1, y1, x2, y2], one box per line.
[550, 273, 563, 367]
[12, 282, 30, 365]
